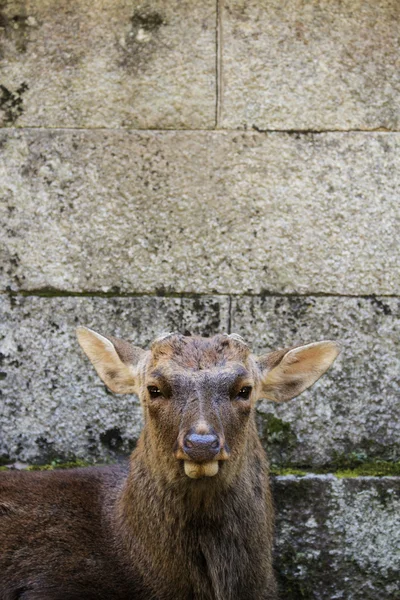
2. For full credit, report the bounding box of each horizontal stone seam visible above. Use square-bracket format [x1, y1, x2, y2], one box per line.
[1, 464, 398, 481]
[0, 127, 398, 134]
[272, 475, 400, 481]
[251, 126, 395, 134]
[2, 290, 400, 299]
[270, 466, 400, 478]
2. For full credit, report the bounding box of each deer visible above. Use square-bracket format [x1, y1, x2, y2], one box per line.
[0, 328, 340, 600]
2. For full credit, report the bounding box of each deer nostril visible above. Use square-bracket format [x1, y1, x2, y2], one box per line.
[183, 433, 221, 461]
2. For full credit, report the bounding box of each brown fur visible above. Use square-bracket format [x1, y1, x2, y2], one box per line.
[0, 332, 340, 600]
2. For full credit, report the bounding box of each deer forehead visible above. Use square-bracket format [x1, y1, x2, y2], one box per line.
[146, 363, 254, 388]
[149, 333, 251, 368]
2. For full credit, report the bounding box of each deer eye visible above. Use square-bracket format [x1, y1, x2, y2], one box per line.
[147, 386, 162, 398]
[237, 386, 252, 400]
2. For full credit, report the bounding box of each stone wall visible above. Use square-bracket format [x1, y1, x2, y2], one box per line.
[1, 1, 399, 597]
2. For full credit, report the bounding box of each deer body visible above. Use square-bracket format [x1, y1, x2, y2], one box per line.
[0, 466, 140, 600]
[0, 332, 340, 600]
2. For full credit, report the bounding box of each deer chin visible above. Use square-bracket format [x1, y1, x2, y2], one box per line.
[184, 460, 219, 479]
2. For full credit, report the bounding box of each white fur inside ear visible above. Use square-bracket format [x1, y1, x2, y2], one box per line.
[76, 326, 138, 394]
[76, 327, 115, 360]
[283, 341, 341, 371]
[261, 340, 341, 402]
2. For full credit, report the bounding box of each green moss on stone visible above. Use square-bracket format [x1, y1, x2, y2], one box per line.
[258, 413, 298, 450]
[331, 449, 369, 469]
[334, 461, 400, 478]
[270, 467, 308, 477]
[267, 415, 291, 435]
[27, 459, 92, 471]
[271, 461, 400, 478]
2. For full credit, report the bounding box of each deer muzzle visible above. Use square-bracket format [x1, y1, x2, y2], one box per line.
[175, 430, 230, 479]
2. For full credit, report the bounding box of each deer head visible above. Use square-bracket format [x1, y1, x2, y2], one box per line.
[77, 328, 340, 482]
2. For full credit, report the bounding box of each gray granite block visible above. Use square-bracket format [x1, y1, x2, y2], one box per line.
[0, 0, 216, 128]
[221, 0, 400, 130]
[1, 130, 399, 295]
[1, 293, 399, 467]
[0, 294, 230, 463]
[273, 475, 400, 599]
[231, 295, 400, 466]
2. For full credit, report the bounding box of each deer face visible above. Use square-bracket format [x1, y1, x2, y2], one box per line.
[77, 328, 340, 482]
[142, 334, 258, 480]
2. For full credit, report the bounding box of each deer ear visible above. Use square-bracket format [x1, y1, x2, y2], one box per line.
[76, 327, 146, 394]
[256, 341, 341, 402]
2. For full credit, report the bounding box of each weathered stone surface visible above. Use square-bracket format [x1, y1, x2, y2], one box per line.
[273, 475, 400, 599]
[0, 294, 229, 463]
[0, 0, 216, 128]
[231, 295, 400, 466]
[1, 293, 399, 467]
[1, 130, 400, 295]
[221, 0, 400, 130]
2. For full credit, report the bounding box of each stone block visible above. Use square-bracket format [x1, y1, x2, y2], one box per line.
[231, 295, 400, 466]
[0, 294, 229, 463]
[221, 0, 400, 130]
[2, 293, 399, 467]
[0, 0, 216, 128]
[1, 130, 400, 295]
[273, 475, 400, 599]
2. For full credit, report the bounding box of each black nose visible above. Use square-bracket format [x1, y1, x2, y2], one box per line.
[183, 432, 220, 462]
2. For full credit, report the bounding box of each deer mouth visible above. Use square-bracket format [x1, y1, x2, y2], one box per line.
[183, 460, 219, 479]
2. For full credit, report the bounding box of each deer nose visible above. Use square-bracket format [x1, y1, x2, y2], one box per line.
[183, 432, 220, 463]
